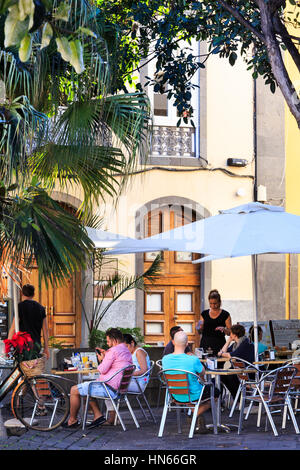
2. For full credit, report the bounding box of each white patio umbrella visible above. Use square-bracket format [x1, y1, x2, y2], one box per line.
[107, 202, 300, 256]
[85, 227, 138, 249]
[107, 202, 300, 360]
[10, 228, 139, 333]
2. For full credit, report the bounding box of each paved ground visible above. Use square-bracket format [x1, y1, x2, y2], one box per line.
[1, 401, 300, 457]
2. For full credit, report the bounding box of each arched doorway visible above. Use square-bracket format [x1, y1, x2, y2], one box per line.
[20, 201, 82, 348]
[142, 204, 201, 350]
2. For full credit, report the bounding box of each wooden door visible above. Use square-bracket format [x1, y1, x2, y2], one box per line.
[21, 269, 81, 348]
[143, 206, 201, 350]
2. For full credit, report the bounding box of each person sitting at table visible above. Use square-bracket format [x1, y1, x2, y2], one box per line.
[162, 330, 220, 434]
[61, 328, 132, 429]
[197, 289, 232, 356]
[248, 325, 268, 356]
[123, 333, 151, 391]
[162, 326, 191, 356]
[217, 324, 254, 399]
[101, 333, 152, 426]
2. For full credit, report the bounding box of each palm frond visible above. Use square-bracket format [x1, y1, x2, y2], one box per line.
[0, 50, 33, 101]
[29, 142, 126, 207]
[0, 95, 48, 183]
[82, 255, 162, 331]
[102, 92, 150, 160]
[1, 183, 94, 287]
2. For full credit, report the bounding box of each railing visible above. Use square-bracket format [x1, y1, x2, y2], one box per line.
[150, 126, 195, 158]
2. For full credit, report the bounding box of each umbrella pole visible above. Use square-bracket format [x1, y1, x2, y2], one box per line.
[252, 254, 259, 362]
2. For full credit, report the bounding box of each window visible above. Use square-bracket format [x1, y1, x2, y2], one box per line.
[147, 38, 199, 128]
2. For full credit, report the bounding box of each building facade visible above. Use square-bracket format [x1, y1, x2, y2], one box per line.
[79, 42, 256, 348]
[11, 39, 294, 350]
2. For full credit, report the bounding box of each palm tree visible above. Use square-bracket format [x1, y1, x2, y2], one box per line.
[0, 0, 150, 297]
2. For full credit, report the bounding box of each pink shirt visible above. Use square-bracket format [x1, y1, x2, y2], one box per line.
[97, 343, 133, 390]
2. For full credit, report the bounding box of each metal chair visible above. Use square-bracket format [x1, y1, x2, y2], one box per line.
[228, 357, 262, 418]
[155, 359, 167, 408]
[82, 364, 140, 432]
[238, 365, 300, 436]
[158, 368, 217, 438]
[284, 359, 300, 417]
[127, 360, 156, 423]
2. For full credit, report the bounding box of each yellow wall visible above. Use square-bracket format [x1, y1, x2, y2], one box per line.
[285, 15, 300, 318]
[99, 52, 255, 303]
[53, 52, 255, 310]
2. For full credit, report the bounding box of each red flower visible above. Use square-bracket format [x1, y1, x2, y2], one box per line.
[3, 339, 16, 355]
[4, 332, 34, 357]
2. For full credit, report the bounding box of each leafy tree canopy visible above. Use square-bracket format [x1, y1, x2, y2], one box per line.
[96, 0, 300, 128]
[0, 0, 150, 291]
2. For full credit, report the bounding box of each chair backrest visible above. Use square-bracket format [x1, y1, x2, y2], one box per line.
[159, 368, 204, 404]
[116, 364, 136, 395]
[155, 359, 164, 382]
[133, 360, 155, 380]
[148, 360, 155, 377]
[230, 357, 260, 382]
[268, 366, 297, 400]
[291, 363, 300, 387]
[286, 360, 300, 387]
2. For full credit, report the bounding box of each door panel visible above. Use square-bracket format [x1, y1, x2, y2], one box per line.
[50, 277, 77, 348]
[21, 269, 81, 348]
[144, 287, 171, 345]
[143, 205, 200, 349]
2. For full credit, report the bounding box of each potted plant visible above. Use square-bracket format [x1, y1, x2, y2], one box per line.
[80, 252, 161, 349]
[48, 336, 65, 370]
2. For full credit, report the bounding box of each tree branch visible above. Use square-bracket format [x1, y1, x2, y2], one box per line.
[257, 0, 300, 127]
[217, 0, 266, 44]
[273, 13, 300, 72]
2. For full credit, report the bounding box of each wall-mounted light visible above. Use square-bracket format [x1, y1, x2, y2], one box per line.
[227, 158, 248, 167]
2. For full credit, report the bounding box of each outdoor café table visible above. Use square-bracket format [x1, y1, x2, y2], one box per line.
[51, 368, 99, 421]
[253, 358, 292, 367]
[51, 368, 99, 384]
[205, 367, 254, 434]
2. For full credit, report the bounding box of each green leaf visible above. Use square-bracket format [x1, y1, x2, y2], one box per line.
[53, 1, 70, 21]
[40, 22, 53, 49]
[229, 52, 237, 66]
[77, 26, 97, 39]
[19, 33, 32, 62]
[69, 39, 85, 74]
[56, 36, 71, 62]
[18, 0, 34, 29]
[4, 5, 29, 47]
[270, 81, 276, 93]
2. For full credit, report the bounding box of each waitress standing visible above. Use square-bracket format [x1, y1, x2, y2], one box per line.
[197, 289, 232, 356]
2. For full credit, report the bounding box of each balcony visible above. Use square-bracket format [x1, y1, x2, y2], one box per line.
[150, 126, 195, 158]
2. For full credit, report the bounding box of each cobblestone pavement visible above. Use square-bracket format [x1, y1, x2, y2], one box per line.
[1, 403, 300, 454]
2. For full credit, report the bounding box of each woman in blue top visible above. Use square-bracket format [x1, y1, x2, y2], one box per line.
[248, 325, 268, 355]
[123, 334, 151, 392]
